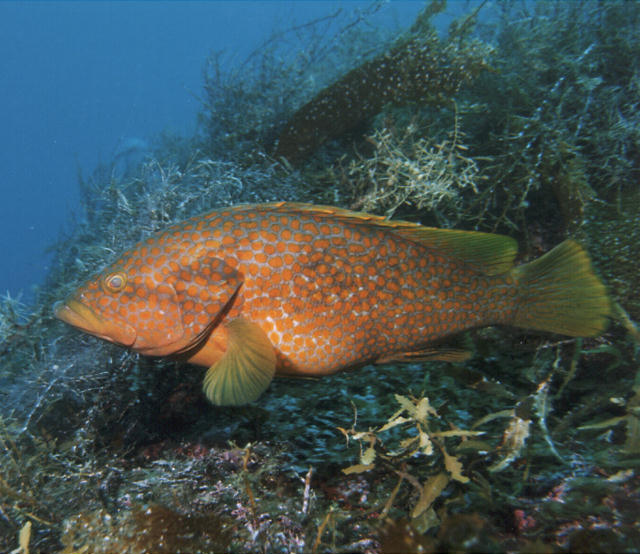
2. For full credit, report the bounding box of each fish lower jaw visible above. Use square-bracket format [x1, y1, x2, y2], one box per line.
[55, 299, 137, 347]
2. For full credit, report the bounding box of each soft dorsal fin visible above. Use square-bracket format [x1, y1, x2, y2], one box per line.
[228, 202, 518, 275]
[390, 226, 518, 275]
[202, 317, 276, 406]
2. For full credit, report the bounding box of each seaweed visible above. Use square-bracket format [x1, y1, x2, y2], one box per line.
[59, 504, 233, 554]
[458, 0, 640, 238]
[273, 2, 491, 164]
[338, 112, 482, 225]
[2, 1, 640, 552]
[200, 3, 392, 162]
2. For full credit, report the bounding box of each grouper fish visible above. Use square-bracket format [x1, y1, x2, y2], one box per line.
[55, 202, 611, 406]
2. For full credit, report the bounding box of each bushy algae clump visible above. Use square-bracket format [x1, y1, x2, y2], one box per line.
[274, 1, 491, 164]
[341, 117, 481, 224]
[1, 1, 640, 553]
[200, 3, 394, 162]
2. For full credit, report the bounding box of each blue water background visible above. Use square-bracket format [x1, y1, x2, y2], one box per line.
[0, 1, 476, 304]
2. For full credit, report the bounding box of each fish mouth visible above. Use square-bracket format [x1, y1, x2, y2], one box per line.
[54, 298, 136, 347]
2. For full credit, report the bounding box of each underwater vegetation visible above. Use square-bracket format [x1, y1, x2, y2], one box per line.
[1, 1, 640, 552]
[200, 2, 392, 163]
[273, 1, 491, 164]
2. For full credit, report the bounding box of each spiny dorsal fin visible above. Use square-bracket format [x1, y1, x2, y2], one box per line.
[229, 202, 518, 275]
[202, 317, 276, 406]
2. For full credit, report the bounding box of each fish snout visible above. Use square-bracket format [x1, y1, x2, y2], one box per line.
[54, 298, 136, 347]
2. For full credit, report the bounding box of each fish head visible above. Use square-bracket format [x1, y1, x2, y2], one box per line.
[55, 253, 244, 357]
[54, 264, 185, 355]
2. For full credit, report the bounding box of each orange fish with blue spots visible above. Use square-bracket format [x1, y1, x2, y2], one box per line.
[55, 203, 611, 405]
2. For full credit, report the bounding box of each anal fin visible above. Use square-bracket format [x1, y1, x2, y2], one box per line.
[376, 347, 472, 365]
[202, 317, 276, 406]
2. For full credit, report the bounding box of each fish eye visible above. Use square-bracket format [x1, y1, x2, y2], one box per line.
[103, 272, 127, 293]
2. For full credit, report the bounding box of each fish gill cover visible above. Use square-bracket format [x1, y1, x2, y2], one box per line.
[1, 1, 640, 552]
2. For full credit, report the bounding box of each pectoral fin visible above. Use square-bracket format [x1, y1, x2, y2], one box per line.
[202, 317, 276, 406]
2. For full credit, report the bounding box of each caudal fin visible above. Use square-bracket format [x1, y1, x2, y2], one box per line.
[512, 240, 611, 337]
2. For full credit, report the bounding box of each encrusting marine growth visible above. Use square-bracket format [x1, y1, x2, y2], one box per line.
[55, 202, 611, 406]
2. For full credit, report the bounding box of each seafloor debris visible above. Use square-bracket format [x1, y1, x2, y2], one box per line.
[274, 24, 490, 163]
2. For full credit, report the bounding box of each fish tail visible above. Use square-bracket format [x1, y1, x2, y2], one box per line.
[511, 240, 611, 337]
